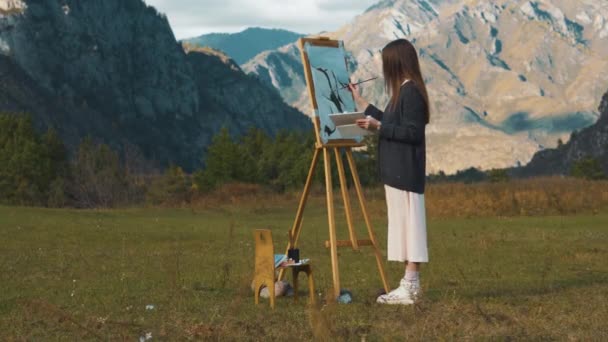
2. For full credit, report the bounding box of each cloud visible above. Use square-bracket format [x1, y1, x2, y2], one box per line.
[316, 0, 376, 12]
[144, 0, 378, 39]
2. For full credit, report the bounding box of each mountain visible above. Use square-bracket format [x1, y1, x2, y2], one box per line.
[182, 27, 304, 65]
[517, 89, 608, 176]
[182, 44, 308, 140]
[243, 0, 608, 174]
[0, 0, 309, 170]
[243, 43, 308, 110]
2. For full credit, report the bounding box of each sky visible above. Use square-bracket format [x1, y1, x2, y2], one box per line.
[144, 0, 379, 39]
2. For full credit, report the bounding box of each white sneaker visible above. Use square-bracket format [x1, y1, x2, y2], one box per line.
[376, 278, 420, 305]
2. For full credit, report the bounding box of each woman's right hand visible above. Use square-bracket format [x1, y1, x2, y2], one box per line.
[356, 116, 381, 131]
[348, 83, 369, 111]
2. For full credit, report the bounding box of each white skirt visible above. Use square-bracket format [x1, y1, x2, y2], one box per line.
[385, 185, 429, 263]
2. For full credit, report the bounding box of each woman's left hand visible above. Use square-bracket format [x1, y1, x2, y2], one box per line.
[356, 116, 381, 131]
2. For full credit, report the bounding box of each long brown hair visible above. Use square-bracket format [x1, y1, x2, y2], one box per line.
[382, 39, 430, 123]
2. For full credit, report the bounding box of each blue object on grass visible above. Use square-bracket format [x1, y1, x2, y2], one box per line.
[337, 289, 353, 304]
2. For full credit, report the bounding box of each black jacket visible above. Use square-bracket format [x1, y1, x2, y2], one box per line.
[364, 81, 427, 194]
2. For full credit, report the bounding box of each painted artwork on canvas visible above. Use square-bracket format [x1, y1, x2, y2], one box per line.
[304, 41, 364, 142]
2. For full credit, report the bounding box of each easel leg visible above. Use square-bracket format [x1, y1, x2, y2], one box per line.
[307, 267, 315, 305]
[334, 147, 359, 250]
[279, 148, 320, 281]
[324, 148, 341, 299]
[345, 150, 389, 294]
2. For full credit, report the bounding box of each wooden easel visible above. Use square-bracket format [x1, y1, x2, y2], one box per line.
[278, 37, 389, 299]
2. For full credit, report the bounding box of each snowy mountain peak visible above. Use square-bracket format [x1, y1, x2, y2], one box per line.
[520, 1, 584, 44]
[0, 0, 26, 14]
[592, 12, 608, 38]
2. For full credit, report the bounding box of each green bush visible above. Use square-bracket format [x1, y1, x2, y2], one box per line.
[146, 165, 192, 205]
[69, 138, 130, 208]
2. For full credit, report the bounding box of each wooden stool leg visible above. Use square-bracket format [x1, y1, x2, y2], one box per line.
[254, 281, 261, 305]
[254, 279, 275, 309]
[292, 268, 299, 303]
[269, 280, 276, 309]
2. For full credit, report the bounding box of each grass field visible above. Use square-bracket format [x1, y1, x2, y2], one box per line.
[1, 192, 607, 340]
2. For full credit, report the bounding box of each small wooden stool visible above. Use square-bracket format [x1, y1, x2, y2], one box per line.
[253, 229, 315, 309]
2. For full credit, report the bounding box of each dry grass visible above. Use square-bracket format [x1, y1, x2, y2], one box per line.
[189, 177, 608, 219]
[425, 177, 608, 218]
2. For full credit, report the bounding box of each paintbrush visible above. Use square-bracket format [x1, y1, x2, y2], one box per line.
[340, 77, 378, 90]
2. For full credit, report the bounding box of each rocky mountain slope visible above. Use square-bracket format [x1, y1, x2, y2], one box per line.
[183, 44, 307, 142]
[244, 0, 608, 174]
[0, 0, 309, 169]
[183, 27, 304, 65]
[517, 89, 608, 176]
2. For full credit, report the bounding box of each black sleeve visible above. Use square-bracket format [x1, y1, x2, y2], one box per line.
[378, 86, 426, 145]
[364, 104, 383, 121]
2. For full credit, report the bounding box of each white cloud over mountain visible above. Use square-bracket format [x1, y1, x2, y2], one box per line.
[144, 0, 378, 39]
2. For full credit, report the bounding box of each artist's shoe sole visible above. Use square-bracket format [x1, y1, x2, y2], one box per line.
[376, 297, 414, 305]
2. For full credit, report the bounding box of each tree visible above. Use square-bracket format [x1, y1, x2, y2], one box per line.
[427, 170, 447, 183]
[194, 127, 319, 193]
[270, 131, 313, 191]
[454, 167, 487, 183]
[570, 157, 606, 180]
[239, 127, 271, 183]
[0, 114, 68, 206]
[194, 127, 245, 191]
[41, 129, 69, 207]
[487, 169, 510, 183]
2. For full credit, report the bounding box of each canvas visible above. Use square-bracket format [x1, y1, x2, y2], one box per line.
[304, 41, 363, 142]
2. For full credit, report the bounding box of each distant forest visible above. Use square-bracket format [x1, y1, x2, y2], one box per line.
[0, 113, 604, 208]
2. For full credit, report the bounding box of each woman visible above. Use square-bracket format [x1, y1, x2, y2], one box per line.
[349, 38, 430, 305]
